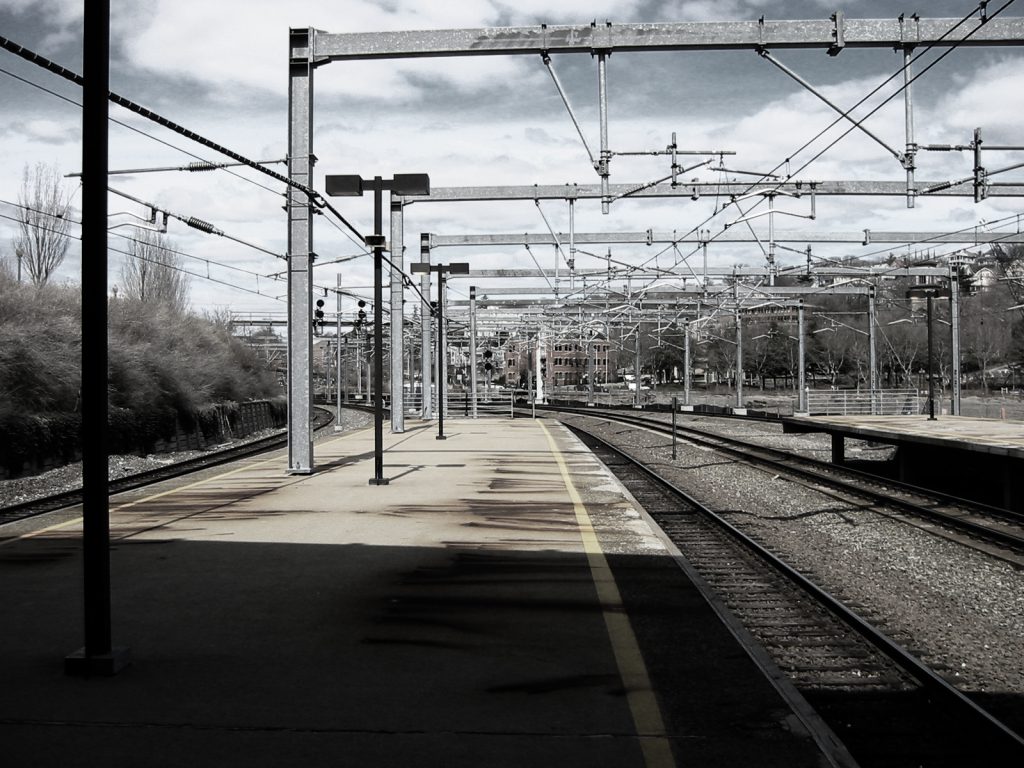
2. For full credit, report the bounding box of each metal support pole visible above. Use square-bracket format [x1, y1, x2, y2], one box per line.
[950, 273, 962, 416]
[436, 274, 447, 440]
[390, 194, 405, 432]
[927, 294, 936, 420]
[797, 301, 807, 413]
[735, 302, 744, 409]
[634, 323, 641, 408]
[66, 0, 130, 677]
[531, 336, 537, 417]
[335, 273, 343, 430]
[868, 288, 878, 413]
[469, 286, 478, 418]
[587, 335, 595, 405]
[369, 180, 389, 484]
[903, 46, 917, 208]
[420, 234, 433, 419]
[767, 193, 776, 283]
[671, 396, 678, 460]
[598, 51, 611, 214]
[974, 127, 985, 202]
[683, 320, 691, 406]
[286, 28, 315, 474]
[534, 335, 545, 404]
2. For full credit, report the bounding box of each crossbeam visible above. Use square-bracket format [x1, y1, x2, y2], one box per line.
[402, 181, 1024, 203]
[305, 18, 1024, 60]
[431, 230, 1024, 247]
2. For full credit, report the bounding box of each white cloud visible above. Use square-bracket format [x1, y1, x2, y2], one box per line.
[931, 56, 1024, 140]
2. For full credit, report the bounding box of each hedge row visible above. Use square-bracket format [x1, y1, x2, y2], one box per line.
[0, 397, 287, 478]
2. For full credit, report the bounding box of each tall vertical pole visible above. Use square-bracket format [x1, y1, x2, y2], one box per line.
[390, 194, 405, 433]
[633, 321, 641, 408]
[701, 233, 709, 288]
[286, 28, 315, 474]
[797, 301, 807, 414]
[973, 128, 985, 203]
[598, 52, 611, 214]
[67, 0, 129, 676]
[335, 272, 343, 429]
[587, 334, 595, 405]
[927, 294, 936, 420]
[950, 274, 962, 416]
[436, 272, 446, 440]
[672, 397, 678, 460]
[868, 288, 879, 414]
[903, 45, 916, 208]
[683, 320, 691, 407]
[735, 292, 744, 409]
[369, 179, 388, 485]
[420, 235, 433, 419]
[534, 337, 545, 404]
[469, 286, 479, 418]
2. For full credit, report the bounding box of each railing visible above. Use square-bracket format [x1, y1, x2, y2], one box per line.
[804, 389, 921, 416]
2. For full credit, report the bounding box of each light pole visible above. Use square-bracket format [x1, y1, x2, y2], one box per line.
[326, 173, 430, 485]
[906, 284, 952, 421]
[411, 261, 470, 440]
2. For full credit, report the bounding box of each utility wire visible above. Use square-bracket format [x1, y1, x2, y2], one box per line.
[0, 63, 283, 198]
[0, 34, 366, 241]
[106, 241, 285, 303]
[620, 1, 1009, 295]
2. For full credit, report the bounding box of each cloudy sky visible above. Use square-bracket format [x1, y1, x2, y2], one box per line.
[1, 0, 1022, 316]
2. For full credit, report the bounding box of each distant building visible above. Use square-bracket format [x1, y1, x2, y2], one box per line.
[505, 337, 613, 388]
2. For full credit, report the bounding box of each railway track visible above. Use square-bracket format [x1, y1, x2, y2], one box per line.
[540, 405, 1024, 562]
[566, 420, 1024, 766]
[0, 406, 336, 526]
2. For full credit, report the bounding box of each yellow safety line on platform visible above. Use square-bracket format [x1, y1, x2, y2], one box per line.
[1, 430, 365, 547]
[539, 420, 675, 768]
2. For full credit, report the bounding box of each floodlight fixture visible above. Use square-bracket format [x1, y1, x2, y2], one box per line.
[325, 174, 364, 197]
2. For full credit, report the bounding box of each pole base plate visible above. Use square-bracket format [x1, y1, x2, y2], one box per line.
[65, 646, 132, 677]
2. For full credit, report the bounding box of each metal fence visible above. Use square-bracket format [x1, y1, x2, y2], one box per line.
[804, 389, 921, 416]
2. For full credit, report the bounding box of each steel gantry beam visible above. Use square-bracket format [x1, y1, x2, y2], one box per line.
[430, 230, 1024, 247]
[289, 12, 1024, 466]
[307, 18, 1024, 60]
[399, 181, 1024, 203]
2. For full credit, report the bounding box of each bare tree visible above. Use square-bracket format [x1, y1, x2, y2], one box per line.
[12, 162, 74, 286]
[120, 230, 190, 314]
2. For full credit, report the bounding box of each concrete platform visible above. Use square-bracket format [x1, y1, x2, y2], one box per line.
[1, 417, 839, 767]
[783, 414, 1024, 458]
[782, 414, 1024, 510]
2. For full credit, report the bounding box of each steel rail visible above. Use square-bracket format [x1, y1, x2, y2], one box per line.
[0, 407, 336, 527]
[548, 405, 1024, 551]
[560, 417, 1024, 754]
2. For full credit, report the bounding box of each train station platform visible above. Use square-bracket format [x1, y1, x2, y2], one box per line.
[782, 413, 1024, 511]
[1, 417, 843, 767]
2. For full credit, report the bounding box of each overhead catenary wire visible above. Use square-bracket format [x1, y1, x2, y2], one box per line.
[107, 185, 283, 259]
[0, 33, 366, 243]
[0, 63, 284, 198]
[623, 2, 1016, 310]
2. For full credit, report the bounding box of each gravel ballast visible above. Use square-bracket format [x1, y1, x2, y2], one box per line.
[555, 411, 1024, 696]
